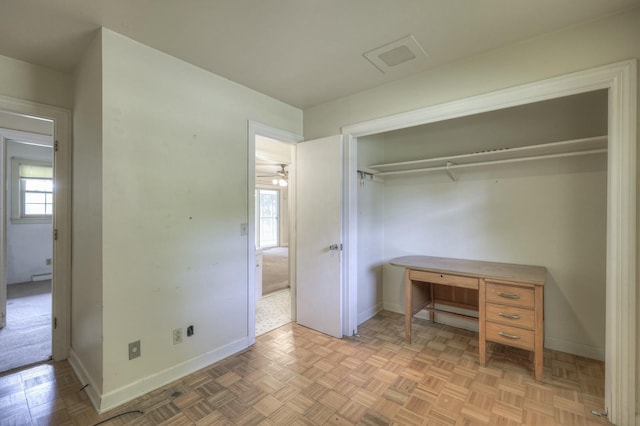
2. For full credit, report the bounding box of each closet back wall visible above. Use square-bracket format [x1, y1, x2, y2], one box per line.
[377, 91, 608, 360]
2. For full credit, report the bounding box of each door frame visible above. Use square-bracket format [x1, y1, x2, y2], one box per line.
[0, 95, 72, 362]
[247, 121, 302, 344]
[341, 60, 636, 424]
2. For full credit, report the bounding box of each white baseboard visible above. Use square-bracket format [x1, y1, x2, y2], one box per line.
[68, 348, 102, 412]
[545, 336, 604, 361]
[383, 302, 403, 314]
[99, 337, 250, 413]
[357, 303, 383, 326]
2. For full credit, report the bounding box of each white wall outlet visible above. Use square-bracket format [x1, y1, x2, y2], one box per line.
[173, 328, 183, 345]
[240, 223, 248, 236]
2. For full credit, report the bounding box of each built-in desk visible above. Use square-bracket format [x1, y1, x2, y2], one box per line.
[390, 255, 546, 381]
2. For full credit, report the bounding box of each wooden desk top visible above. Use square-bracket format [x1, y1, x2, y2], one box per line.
[390, 255, 546, 286]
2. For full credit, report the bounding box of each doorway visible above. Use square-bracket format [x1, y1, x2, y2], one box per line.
[0, 97, 72, 366]
[255, 147, 292, 336]
[0, 127, 54, 372]
[248, 124, 302, 341]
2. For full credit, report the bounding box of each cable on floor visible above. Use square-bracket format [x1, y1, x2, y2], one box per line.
[92, 409, 144, 425]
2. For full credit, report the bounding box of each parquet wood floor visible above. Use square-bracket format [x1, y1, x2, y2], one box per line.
[0, 311, 610, 425]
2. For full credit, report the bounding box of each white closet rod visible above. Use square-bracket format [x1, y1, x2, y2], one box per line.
[375, 148, 607, 177]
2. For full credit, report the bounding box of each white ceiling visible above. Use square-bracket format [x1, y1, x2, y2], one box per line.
[0, 0, 638, 108]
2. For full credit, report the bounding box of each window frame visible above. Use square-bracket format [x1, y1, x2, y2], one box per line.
[11, 157, 53, 224]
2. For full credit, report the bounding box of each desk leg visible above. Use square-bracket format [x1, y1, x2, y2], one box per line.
[405, 269, 412, 343]
[478, 279, 486, 366]
[534, 285, 544, 381]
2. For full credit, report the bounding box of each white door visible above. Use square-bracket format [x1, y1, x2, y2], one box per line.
[296, 135, 343, 338]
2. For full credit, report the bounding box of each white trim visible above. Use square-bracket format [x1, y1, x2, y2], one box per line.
[68, 348, 102, 411]
[344, 135, 358, 337]
[545, 336, 604, 362]
[357, 303, 383, 325]
[0, 96, 72, 363]
[247, 121, 302, 345]
[342, 60, 636, 425]
[99, 337, 249, 413]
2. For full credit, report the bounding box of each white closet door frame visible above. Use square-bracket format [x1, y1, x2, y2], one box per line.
[342, 60, 636, 425]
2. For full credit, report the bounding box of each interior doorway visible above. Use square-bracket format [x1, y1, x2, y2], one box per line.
[0, 126, 54, 373]
[254, 136, 293, 336]
[0, 97, 71, 369]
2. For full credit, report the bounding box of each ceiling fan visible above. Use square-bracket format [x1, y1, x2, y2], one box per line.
[257, 164, 288, 187]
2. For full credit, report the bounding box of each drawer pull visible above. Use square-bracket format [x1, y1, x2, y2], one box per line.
[498, 331, 521, 339]
[498, 312, 520, 319]
[498, 292, 520, 299]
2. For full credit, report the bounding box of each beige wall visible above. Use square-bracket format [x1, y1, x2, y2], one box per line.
[0, 53, 73, 109]
[376, 92, 608, 359]
[98, 29, 302, 408]
[72, 31, 104, 396]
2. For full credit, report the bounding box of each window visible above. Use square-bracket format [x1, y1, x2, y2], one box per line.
[255, 189, 279, 248]
[11, 158, 53, 223]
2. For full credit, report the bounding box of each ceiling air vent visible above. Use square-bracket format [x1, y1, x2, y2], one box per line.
[363, 34, 429, 73]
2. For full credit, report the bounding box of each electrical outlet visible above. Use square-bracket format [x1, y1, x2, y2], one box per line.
[240, 223, 248, 236]
[129, 340, 141, 360]
[45, 258, 52, 266]
[187, 325, 194, 337]
[173, 328, 183, 345]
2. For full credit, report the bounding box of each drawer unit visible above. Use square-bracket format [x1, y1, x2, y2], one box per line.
[409, 270, 479, 289]
[480, 279, 544, 381]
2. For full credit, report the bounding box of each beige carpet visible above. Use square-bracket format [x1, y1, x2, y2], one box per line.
[262, 247, 289, 296]
[0, 281, 52, 373]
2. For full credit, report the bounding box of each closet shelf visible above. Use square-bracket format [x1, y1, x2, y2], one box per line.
[368, 135, 607, 177]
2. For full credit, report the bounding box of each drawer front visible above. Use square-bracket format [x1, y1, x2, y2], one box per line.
[486, 321, 535, 351]
[409, 270, 478, 290]
[485, 282, 534, 308]
[486, 303, 535, 330]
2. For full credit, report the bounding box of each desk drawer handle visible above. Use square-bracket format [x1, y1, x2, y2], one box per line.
[498, 292, 520, 299]
[498, 312, 520, 319]
[498, 331, 521, 339]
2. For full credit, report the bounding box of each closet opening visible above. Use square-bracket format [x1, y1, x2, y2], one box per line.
[342, 60, 636, 424]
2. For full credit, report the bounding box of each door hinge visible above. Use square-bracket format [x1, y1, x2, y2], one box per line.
[54, 317, 57, 329]
[54, 229, 58, 240]
[54, 140, 59, 152]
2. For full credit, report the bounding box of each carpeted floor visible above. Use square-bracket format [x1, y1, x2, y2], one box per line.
[0, 281, 52, 373]
[255, 288, 291, 336]
[262, 246, 289, 296]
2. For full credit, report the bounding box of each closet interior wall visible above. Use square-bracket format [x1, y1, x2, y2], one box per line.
[357, 90, 609, 360]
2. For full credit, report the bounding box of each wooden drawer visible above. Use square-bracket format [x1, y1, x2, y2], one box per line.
[485, 282, 534, 308]
[486, 321, 535, 351]
[410, 270, 478, 290]
[486, 303, 535, 330]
